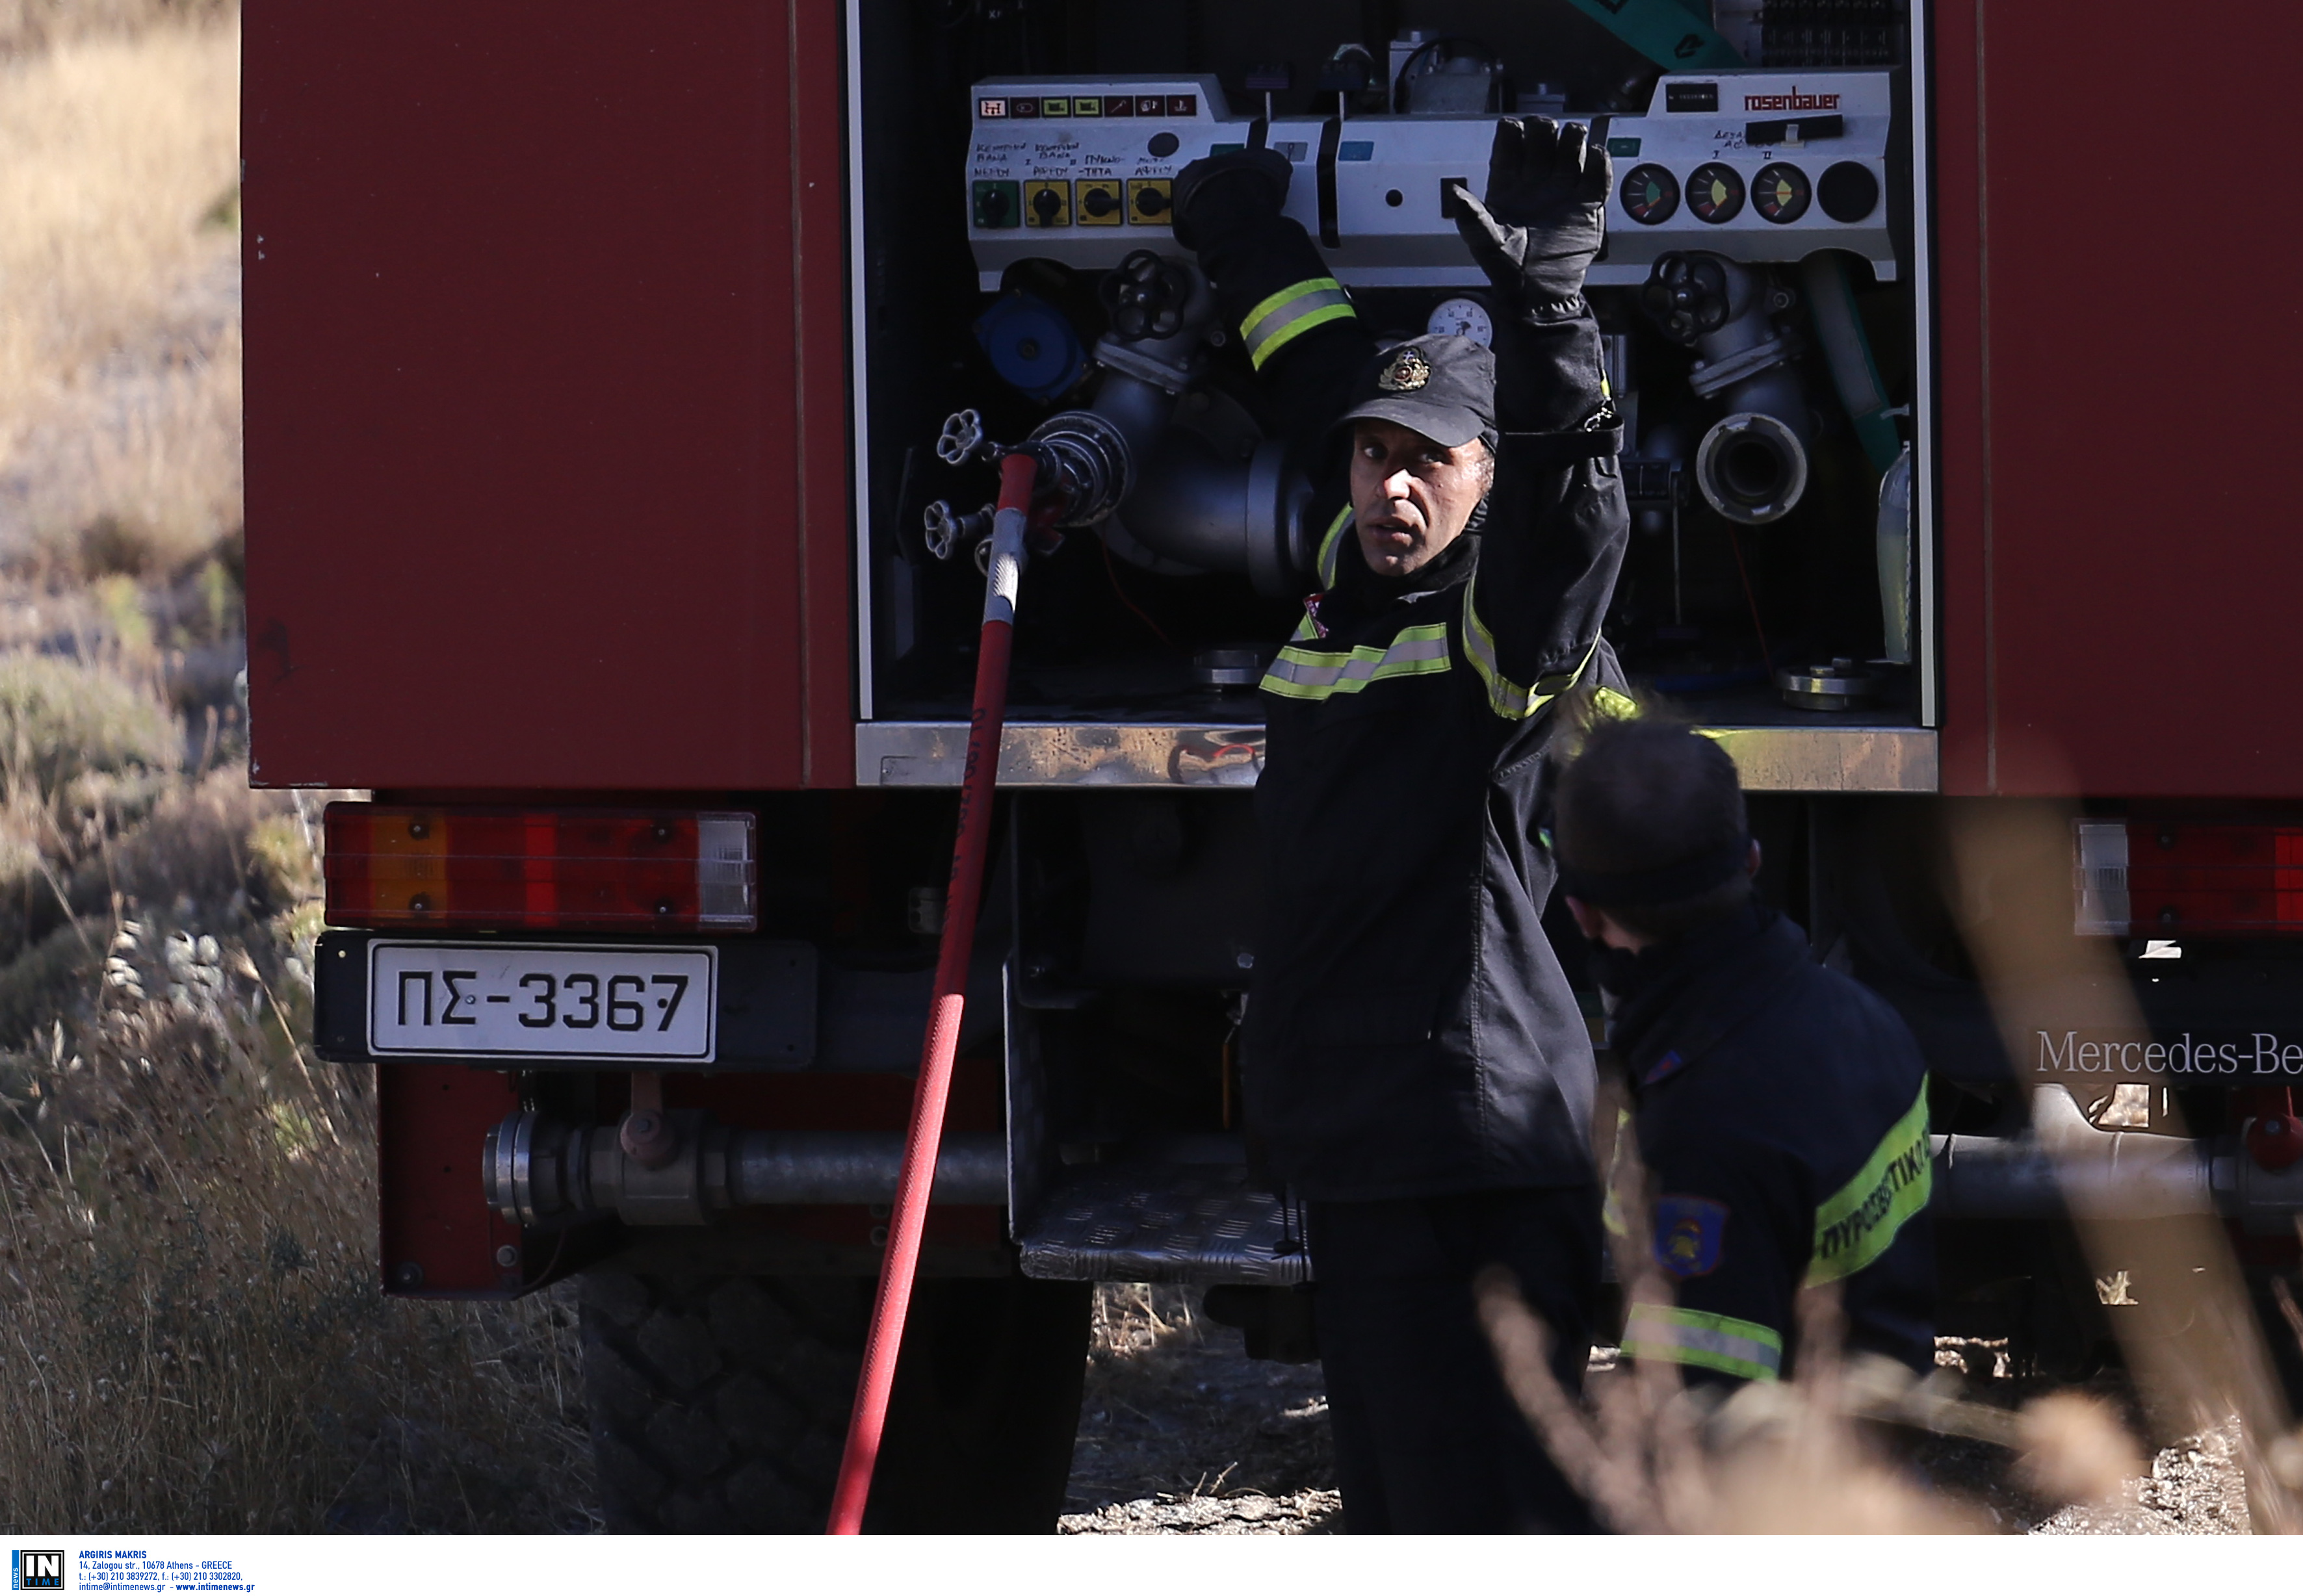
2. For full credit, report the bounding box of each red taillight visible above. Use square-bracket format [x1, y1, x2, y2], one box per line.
[2075, 818, 2303, 936]
[322, 806, 756, 933]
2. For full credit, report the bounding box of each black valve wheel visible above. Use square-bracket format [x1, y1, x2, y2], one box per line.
[1100, 249, 1192, 342]
[1639, 251, 1734, 345]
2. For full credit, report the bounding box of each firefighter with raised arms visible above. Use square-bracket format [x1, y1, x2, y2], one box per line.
[1170, 118, 1627, 1532]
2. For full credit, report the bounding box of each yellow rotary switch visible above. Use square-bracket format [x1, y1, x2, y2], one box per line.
[1024, 179, 1072, 227]
[1076, 179, 1124, 226]
[1126, 177, 1173, 225]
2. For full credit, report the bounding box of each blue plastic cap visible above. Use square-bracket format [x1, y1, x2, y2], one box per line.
[974, 293, 1087, 403]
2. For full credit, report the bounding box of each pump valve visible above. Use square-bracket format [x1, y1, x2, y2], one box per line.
[935, 407, 993, 467]
[922, 499, 995, 562]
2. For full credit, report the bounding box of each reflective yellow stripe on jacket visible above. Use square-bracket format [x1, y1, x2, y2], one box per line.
[1261, 622, 1450, 701]
[1805, 1081, 1932, 1286]
[1621, 1303, 1783, 1383]
[1461, 574, 1598, 721]
[1240, 276, 1356, 370]
[1314, 505, 1353, 589]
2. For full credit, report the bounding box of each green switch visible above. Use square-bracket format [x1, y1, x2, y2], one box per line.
[972, 179, 1021, 229]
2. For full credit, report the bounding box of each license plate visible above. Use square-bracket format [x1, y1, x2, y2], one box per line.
[367, 941, 717, 1062]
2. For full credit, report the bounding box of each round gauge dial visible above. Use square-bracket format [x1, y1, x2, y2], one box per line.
[1687, 162, 1745, 224]
[1426, 296, 1495, 347]
[1752, 162, 1811, 224]
[1619, 163, 1679, 225]
[1818, 161, 1880, 223]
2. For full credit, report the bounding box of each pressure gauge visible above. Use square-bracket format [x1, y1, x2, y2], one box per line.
[1426, 296, 1494, 347]
[1687, 162, 1746, 224]
[1752, 163, 1812, 224]
[1619, 164, 1680, 225]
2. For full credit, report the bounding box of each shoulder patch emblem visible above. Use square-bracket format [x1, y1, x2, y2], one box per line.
[1654, 1194, 1728, 1279]
[1377, 346, 1431, 393]
[1641, 1048, 1687, 1087]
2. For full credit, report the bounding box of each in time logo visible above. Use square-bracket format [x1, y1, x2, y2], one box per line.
[11, 1550, 63, 1591]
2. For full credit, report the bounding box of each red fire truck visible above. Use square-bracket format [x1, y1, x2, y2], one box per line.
[246, 0, 2303, 1530]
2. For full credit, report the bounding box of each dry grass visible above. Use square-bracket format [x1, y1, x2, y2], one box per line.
[0, 8, 599, 1534]
[0, 0, 233, 60]
[0, 14, 241, 574]
[0, 708, 596, 1531]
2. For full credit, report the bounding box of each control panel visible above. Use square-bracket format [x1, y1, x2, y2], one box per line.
[1599, 71, 1894, 281]
[965, 71, 1895, 290]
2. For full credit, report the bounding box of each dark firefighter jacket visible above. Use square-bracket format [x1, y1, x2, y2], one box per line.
[1189, 205, 1630, 1203]
[1609, 903, 1936, 1384]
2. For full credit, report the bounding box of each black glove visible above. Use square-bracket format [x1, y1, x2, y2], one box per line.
[1449, 118, 1611, 318]
[1172, 146, 1292, 252]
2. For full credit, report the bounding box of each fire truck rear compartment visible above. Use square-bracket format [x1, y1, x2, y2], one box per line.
[855, 1, 1932, 738]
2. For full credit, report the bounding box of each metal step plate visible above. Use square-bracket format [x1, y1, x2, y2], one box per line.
[1017, 1165, 1310, 1285]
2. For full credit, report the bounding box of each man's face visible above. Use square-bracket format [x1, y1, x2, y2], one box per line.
[1348, 418, 1492, 580]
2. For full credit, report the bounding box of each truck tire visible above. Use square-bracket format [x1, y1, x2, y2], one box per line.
[580, 1270, 1092, 1532]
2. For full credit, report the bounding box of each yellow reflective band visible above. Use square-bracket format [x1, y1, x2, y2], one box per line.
[1592, 686, 1640, 722]
[1805, 1081, 1932, 1287]
[1602, 1104, 1633, 1237]
[1621, 1303, 1782, 1383]
[1240, 276, 1356, 369]
[1461, 574, 1596, 721]
[1251, 302, 1355, 368]
[1315, 504, 1353, 587]
[1260, 622, 1450, 701]
[1243, 276, 1342, 335]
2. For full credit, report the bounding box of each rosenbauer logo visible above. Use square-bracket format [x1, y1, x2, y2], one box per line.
[2036, 1030, 2303, 1076]
[1743, 86, 1840, 112]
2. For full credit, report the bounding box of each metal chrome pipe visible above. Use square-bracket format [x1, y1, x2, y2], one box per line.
[731, 1131, 1006, 1206]
[1927, 1133, 2218, 1220]
[1927, 1083, 2226, 1220]
[484, 1109, 1006, 1226]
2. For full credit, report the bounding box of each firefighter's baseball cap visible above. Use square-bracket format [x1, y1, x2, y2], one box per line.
[1334, 333, 1497, 452]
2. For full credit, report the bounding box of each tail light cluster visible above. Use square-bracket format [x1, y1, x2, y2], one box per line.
[324, 805, 757, 933]
[2075, 818, 2303, 936]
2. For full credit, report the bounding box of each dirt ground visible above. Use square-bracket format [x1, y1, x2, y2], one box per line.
[1058, 1287, 2259, 1535]
[1061, 1285, 1339, 1534]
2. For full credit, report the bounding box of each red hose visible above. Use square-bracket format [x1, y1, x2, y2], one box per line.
[827, 449, 1037, 1534]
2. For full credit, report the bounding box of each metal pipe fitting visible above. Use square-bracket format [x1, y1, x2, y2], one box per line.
[1020, 255, 1310, 591]
[1695, 411, 1808, 526]
[483, 1109, 1007, 1227]
[1023, 409, 1136, 528]
[1023, 260, 1217, 527]
[1116, 431, 1310, 597]
[1645, 251, 1814, 526]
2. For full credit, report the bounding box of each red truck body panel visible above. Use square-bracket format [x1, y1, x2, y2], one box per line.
[246, 3, 2303, 803]
[1932, 0, 2303, 798]
[242, 1, 853, 791]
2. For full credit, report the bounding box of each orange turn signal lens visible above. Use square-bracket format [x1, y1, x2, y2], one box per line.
[322, 805, 756, 933]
